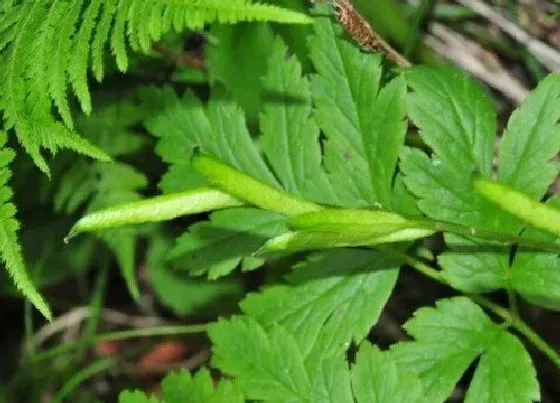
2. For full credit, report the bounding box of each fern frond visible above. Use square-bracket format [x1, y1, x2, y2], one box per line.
[0, 132, 52, 319]
[0, 0, 310, 174]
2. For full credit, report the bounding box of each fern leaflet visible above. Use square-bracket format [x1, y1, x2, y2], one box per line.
[0, 132, 51, 319]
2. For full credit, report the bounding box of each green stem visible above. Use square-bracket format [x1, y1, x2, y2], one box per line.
[418, 219, 560, 253]
[33, 323, 208, 363]
[513, 319, 560, 368]
[52, 357, 117, 402]
[507, 286, 520, 321]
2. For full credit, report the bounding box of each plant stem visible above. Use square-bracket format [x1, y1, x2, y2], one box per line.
[513, 319, 560, 368]
[33, 323, 208, 363]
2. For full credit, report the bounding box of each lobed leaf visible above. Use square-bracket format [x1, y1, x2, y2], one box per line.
[209, 316, 314, 402]
[498, 72, 560, 199]
[309, 15, 407, 208]
[390, 297, 539, 402]
[168, 208, 287, 279]
[259, 36, 336, 204]
[351, 343, 424, 403]
[241, 249, 399, 357]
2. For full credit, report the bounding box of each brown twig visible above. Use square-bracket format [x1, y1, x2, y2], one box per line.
[152, 42, 207, 71]
[313, 0, 411, 67]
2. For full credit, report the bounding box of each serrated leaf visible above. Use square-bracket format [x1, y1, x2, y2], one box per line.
[498, 72, 560, 199]
[161, 369, 244, 403]
[400, 113, 522, 234]
[305, 350, 353, 403]
[209, 316, 313, 402]
[464, 331, 539, 403]
[390, 297, 539, 403]
[142, 87, 279, 193]
[119, 369, 244, 403]
[208, 23, 275, 121]
[439, 234, 510, 293]
[259, 36, 335, 204]
[241, 249, 399, 357]
[405, 67, 496, 176]
[169, 208, 287, 279]
[209, 315, 358, 402]
[309, 15, 407, 208]
[351, 343, 424, 403]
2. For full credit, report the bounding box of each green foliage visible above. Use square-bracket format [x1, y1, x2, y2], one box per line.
[148, 235, 243, 316]
[112, 9, 558, 400]
[169, 207, 288, 278]
[7, 0, 559, 400]
[390, 297, 539, 402]
[0, 0, 312, 175]
[52, 95, 153, 299]
[0, 133, 51, 319]
[402, 67, 560, 312]
[119, 369, 243, 403]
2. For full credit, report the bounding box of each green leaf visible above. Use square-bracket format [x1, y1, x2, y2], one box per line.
[0, 136, 52, 319]
[260, 35, 335, 204]
[390, 297, 539, 403]
[241, 249, 399, 356]
[401, 67, 518, 233]
[406, 67, 496, 175]
[209, 315, 357, 402]
[498, 72, 560, 199]
[142, 87, 278, 192]
[351, 343, 424, 403]
[464, 331, 539, 403]
[169, 208, 288, 279]
[473, 176, 560, 237]
[259, 36, 336, 204]
[208, 23, 275, 121]
[438, 234, 510, 293]
[305, 350, 353, 403]
[510, 197, 560, 310]
[67, 188, 243, 240]
[209, 316, 314, 402]
[148, 236, 243, 316]
[119, 369, 244, 403]
[309, 15, 407, 208]
[161, 369, 244, 403]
